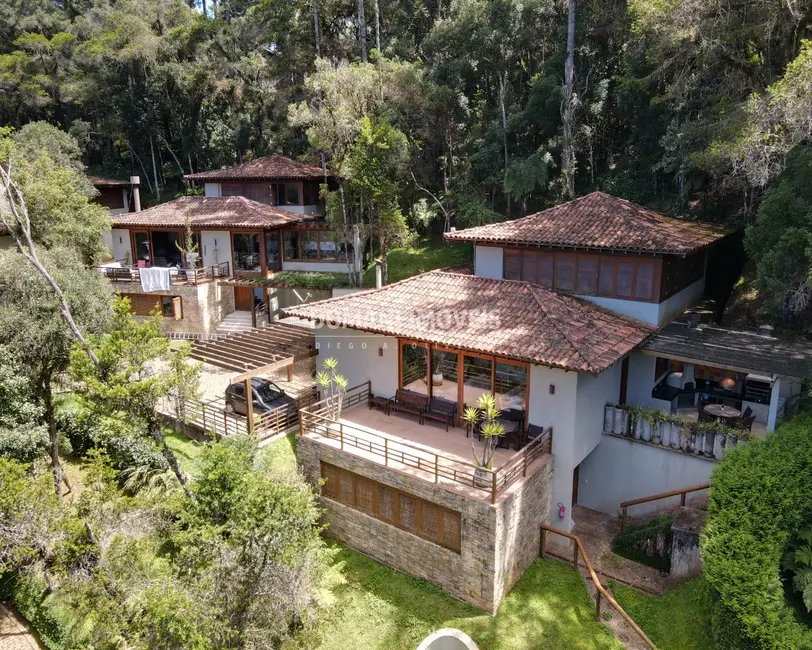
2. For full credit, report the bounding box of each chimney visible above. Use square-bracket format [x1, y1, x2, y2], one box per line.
[759, 324, 775, 338]
[130, 176, 141, 212]
[374, 258, 383, 289]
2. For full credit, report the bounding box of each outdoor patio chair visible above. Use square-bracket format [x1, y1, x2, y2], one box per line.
[526, 424, 545, 440]
[742, 406, 753, 419]
[698, 407, 714, 423]
[733, 415, 756, 432]
[424, 397, 457, 431]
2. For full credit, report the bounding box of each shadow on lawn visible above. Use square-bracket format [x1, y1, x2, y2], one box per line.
[322, 543, 621, 650]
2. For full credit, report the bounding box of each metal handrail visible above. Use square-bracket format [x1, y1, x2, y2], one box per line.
[619, 482, 711, 532]
[540, 524, 658, 649]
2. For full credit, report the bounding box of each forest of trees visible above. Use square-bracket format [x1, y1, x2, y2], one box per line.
[3, 0, 812, 323]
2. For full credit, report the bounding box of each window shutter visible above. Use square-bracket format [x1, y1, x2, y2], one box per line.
[504, 250, 522, 280]
[172, 296, 183, 320]
[598, 260, 614, 296]
[616, 261, 635, 298]
[555, 255, 576, 291]
[521, 251, 538, 284]
[538, 254, 554, 289]
[634, 261, 655, 300]
[576, 258, 597, 295]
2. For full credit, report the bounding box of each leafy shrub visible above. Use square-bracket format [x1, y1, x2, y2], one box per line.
[0, 425, 49, 463]
[5, 570, 69, 650]
[702, 414, 812, 649]
[611, 516, 673, 573]
[55, 408, 95, 456]
[782, 524, 812, 621]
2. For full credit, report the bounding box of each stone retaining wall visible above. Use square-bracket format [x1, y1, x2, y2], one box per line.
[296, 435, 553, 613]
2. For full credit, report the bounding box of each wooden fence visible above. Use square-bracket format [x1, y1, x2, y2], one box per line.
[298, 382, 553, 504]
[540, 524, 658, 649]
[619, 482, 711, 532]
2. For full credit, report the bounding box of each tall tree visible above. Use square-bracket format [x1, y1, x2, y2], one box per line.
[561, 0, 576, 198]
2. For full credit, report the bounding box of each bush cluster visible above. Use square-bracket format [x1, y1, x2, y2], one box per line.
[0, 571, 69, 650]
[611, 516, 673, 573]
[702, 414, 812, 649]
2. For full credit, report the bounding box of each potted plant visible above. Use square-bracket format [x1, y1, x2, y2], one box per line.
[652, 411, 668, 445]
[683, 423, 695, 452]
[463, 394, 505, 487]
[668, 414, 683, 449]
[641, 409, 654, 442]
[431, 350, 444, 386]
[604, 403, 615, 433]
[631, 406, 643, 439]
[316, 357, 348, 420]
[613, 404, 625, 434]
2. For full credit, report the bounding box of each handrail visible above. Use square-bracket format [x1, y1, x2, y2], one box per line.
[540, 524, 658, 650]
[619, 482, 711, 532]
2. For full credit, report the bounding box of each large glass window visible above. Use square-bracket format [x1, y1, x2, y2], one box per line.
[232, 233, 261, 273]
[430, 349, 459, 403]
[318, 234, 340, 260]
[462, 356, 492, 408]
[300, 231, 318, 260]
[133, 231, 151, 265]
[150, 231, 181, 267]
[283, 230, 299, 260]
[401, 343, 428, 395]
[494, 361, 527, 414]
[285, 183, 300, 206]
[265, 231, 281, 271]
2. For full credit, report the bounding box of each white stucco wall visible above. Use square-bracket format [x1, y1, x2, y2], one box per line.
[204, 183, 221, 197]
[527, 364, 579, 531]
[577, 435, 714, 517]
[574, 364, 622, 465]
[201, 231, 232, 271]
[474, 245, 503, 279]
[657, 276, 706, 324]
[282, 260, 348, 273]
[313, 326, 399, 397]
[110, 228, 133, 264]
[625, 352, 672, 411]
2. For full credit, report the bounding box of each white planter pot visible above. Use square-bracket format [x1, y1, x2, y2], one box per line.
[727, 434, 738, 449]
[683, 430, 693, 452]
[613, 407, 624, 434]
[622, 411, 630, 436]
[672, 425, 683, 450]
[714, 433, 726, 460]
[604, 406, 615, 433]
[652, 422, 662, 445]
[633, 417, 643, 440]
[661, 422, 672, 448]
[704, 431, 715, 456]
[432, 373, 443, 386]
[694, 430, 705, 455]
[642, 420, 652, 442]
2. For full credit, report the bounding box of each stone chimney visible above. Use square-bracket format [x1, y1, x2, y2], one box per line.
[759, 324, 775, 338]
[375, 258, 383, 289]
[130, 176, 141, 212]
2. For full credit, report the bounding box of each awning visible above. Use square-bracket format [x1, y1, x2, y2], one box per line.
[190, 321, 317, 380]
[637, 320, 812, 379]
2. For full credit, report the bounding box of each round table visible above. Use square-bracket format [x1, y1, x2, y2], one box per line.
[703, 404, 741, 422]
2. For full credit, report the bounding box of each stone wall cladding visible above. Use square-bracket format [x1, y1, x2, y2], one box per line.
[296, 434, 553, 614]
[115, 281, 234, 333]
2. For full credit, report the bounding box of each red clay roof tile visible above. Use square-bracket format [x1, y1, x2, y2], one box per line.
[184, 154, 325, 181]
[284, 270, 654, 374]
[445, 192, 727, 255]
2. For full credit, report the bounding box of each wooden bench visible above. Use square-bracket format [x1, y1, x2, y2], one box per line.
[389, 389, 428, 424]
[424, 397, 457, 431]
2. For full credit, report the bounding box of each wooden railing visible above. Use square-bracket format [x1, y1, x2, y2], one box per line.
[619, 482, 711, 532]
[254, 389, 320, 440]
[540, 524, 658, 650]
[96, 261, 230, 285]
[177, 397, 248, 437]
[298, 382, 553, 504]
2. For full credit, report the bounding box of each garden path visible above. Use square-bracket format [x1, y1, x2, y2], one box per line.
[0, 602, 42, 650]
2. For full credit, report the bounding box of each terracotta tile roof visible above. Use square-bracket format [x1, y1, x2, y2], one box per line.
[110, 196, 312, 229]
[184, 154, 325, 181]
[445, 192, 728, 255]
[88, 175, 135, 187]
[284, 270, 654, 374]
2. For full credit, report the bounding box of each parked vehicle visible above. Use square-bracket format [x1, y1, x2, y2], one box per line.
[224, 378, 295, 416]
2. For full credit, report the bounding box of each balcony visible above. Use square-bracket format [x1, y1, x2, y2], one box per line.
[96, 261, 230, 286]
[299, 382, 553, 504]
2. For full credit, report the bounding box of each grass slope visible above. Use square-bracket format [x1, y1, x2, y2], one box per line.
[315, 546, 622, 650]
[363, 239, 472, 285]
[611, 577, 717, 650]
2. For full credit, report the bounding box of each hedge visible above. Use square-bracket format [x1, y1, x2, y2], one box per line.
[702, 413, 812, 650]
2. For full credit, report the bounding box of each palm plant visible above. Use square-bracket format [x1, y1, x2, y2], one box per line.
[463, 393, 505, 470]
[782, 524, 812, 613]
[316, 357, 348, 420]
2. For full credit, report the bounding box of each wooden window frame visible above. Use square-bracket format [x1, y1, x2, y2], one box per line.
[280, 227, 344, 263]
[120, 293, 182, 319]
[320, 462, 462, 553]
[230, 230, 264, 276]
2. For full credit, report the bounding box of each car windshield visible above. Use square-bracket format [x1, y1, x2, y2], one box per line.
[254, 382, 282, 403]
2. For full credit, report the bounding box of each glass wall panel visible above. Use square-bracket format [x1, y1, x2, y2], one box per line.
[401, 343, 428, 395]
[318, 233, 340, 260]
[462, 356, 492, 408]
[151, 231, 181, 266]
[494, 361, 527, 414]
[232, 233, 261, 272]
[265, 231, 281, 270]
[285, 183, 301, 205]
[283, 230, 299, 260]
[133, 231, 151, 264]
[430, 350, 459, 404]
[301, 231, 319, 260]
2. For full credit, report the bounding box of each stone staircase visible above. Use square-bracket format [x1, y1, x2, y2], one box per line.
[216, 310, 254, 334]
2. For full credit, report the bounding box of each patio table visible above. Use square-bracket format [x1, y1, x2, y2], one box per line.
[703, 403, 741, 423]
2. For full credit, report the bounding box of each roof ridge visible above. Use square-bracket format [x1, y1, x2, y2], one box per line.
[527, 286, 595, 372]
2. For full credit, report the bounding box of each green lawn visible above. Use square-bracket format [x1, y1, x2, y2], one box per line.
[611, 577, 717, 650]
[363, 238, 472, 285]
[314, 546, 622, 650]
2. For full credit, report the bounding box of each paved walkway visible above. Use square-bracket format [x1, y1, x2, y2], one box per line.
[0, 603, 43, 650]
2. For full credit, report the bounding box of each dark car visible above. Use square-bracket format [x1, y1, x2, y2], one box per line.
[224, 378, 295, 416]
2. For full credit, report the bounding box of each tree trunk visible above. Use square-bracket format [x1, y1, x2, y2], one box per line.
[312, 0, 321, 57]
[150, 135, 160, 202]
[147, 419, 192, 500]
[373, 0, 381, 54]
[498, 71, 510, 217]
[41, 380, 63, 497]
[561, 0, 576, 198]
[379, 227, 388, 285]
[357, 0, 367, 62]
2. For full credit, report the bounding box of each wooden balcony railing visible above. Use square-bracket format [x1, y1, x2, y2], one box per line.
[96, 261, 230, 286]
[298, 382, 553, 504]
[540, 524, 658, 649]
